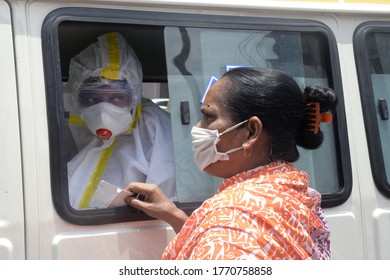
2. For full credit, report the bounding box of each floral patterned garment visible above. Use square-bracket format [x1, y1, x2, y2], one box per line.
[162, 161, 331, 260]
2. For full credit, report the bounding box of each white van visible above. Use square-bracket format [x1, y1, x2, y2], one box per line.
[1, 0, 390, 260]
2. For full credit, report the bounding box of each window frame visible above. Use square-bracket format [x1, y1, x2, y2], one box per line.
[42, 7, 351, 225]
[354, 21, 390, 197]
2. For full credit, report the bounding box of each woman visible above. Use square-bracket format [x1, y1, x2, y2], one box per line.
[125, 67, 336, 260]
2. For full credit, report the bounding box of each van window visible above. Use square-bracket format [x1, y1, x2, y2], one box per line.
[42, 8, 351, 224]
[354, 22, 390, 197]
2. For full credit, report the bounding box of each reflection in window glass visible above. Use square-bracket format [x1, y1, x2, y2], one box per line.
[164, 27, 339, 202]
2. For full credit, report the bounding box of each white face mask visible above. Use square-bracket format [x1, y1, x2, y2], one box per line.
[191, 119, 249, 171]
[80, 102, 133, 141]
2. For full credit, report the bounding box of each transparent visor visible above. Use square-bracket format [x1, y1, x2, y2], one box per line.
[78, 80, 133, 109]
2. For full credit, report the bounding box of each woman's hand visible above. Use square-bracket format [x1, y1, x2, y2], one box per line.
[124, 182, 188, 233]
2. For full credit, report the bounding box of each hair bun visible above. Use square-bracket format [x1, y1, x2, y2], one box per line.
[303, 85, 337, 112]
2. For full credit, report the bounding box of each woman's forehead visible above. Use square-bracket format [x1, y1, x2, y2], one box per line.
[203, 79, 224, 102]
[202, 80, 232, 117]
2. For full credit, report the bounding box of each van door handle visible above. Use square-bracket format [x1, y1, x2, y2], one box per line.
[379, 98, 389, 120]
[180, 101, 190, 124]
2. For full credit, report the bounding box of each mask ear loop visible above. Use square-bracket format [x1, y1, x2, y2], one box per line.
[219, 119, 249, 136]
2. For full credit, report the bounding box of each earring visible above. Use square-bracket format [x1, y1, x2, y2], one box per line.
[244, 144, 252, 158]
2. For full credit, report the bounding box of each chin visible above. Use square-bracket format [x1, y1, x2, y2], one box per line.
[203, 163, 230, 179]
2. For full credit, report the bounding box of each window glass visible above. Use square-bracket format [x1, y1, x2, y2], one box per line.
[355, 25, 390, 196]
[164, 27, 339, 202]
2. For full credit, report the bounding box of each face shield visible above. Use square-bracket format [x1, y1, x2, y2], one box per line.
[78, 78, 133, 110]
[64, 32, 143, 116]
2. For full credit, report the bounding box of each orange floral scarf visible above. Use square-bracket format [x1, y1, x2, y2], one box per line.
[162, 161, 331, 260]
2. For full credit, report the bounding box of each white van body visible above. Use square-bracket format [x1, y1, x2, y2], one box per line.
[1, 0, 390, 260]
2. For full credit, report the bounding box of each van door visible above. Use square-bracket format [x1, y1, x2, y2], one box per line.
[0, 0, 25, 260]
[354, 22, 390, 259]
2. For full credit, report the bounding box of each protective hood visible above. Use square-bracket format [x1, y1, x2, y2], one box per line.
[64, 32, 143, 116]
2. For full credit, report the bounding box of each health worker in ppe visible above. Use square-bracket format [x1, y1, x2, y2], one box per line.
[64, 32, 177, 209]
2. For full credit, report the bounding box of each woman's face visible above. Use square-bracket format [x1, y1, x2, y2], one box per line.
[195, 78, 249, 178]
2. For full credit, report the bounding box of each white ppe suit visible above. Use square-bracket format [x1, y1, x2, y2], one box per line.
[64, 32, 177, 209]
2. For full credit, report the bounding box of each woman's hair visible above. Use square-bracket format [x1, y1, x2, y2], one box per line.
[220, 67, 337, 162]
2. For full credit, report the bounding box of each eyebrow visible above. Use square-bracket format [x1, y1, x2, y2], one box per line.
[200, 106, 211, 114]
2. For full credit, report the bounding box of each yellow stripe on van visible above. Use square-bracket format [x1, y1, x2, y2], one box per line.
[100, 32, 120, 80]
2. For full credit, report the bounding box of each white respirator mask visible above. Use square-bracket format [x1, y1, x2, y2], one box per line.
[80, 102, 133, 141]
